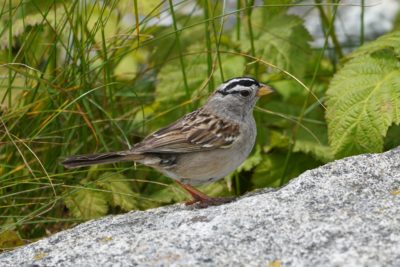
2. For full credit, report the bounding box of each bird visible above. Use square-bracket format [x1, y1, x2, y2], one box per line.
[62, 77, 274, 207]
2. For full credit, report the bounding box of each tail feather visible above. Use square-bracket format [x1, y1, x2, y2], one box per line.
[61, 151, 139, 169]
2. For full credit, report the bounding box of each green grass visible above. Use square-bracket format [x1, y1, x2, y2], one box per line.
[1, 0, 398, 251]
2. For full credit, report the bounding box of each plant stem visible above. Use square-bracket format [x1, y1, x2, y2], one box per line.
[7, 0, 12, 107]
[246, 0, 258, 75]
[204, 0, 215, 91]
[168, 0, 191, 108]
[360, 0, 364, 45]
[208, 0, 225, 82]
[236, 0, 241, 41]
[315, 0, 343, 59]
[133, 0, 140, 46]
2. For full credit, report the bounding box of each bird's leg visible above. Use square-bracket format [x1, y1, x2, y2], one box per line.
[175, 180, 211, 203]
[175, 180, 235, 208]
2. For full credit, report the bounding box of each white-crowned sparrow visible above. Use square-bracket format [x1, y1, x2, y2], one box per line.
[62, 77, 274, 207]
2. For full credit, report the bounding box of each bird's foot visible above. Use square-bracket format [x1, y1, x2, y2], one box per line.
[175, 180, 235, 208]
[185, 196, 236, 208]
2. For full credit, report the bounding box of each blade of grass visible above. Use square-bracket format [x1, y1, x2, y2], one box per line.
[203, 0, 215, 91]
[167, 0, 191, 110]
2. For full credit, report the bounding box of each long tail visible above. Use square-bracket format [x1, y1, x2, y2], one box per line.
[61, 151, 141, 169]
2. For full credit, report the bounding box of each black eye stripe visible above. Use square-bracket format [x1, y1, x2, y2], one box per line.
[217, 90, 230, 95]
[217, 89, 250, 96]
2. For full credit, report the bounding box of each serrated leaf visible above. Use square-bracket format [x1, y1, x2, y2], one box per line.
[326, 50, 400, 158]
[293, 140, 332, 163]
[264, 129, 332, 163]
[97, 172, 138, 211]
[241, 13, 312, 77]
[347, 31, 400, 59]
[65, 189, 108, 219]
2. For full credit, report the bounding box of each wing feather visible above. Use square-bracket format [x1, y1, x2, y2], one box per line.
[132, 109, 240, 153]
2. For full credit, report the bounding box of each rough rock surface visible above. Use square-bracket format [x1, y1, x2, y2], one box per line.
[1, 148, 400, 266]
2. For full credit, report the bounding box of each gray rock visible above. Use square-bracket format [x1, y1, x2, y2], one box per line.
[1, 148, 400, 267]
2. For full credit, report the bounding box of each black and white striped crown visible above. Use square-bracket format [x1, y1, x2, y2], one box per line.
[217, 77, 260, 95]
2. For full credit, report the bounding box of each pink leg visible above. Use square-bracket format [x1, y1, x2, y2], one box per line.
[175, 180, 235, 208]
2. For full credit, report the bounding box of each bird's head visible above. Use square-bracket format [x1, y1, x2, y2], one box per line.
[206, 77, 274, 119]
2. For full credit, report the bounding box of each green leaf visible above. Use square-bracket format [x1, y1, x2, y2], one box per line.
[326, 49, 400, 158]
[97, 172, 138, 211]
[347, 31, 400, 59]
[200, 181, 231, 197]
[293, 140, 332, 163]
[242, 13, 312, 77]
[150, 183, 187, 204]
[264, 129, 332, 163]
[65, 189, 108, 219]
[264, 130, 290, 151]
[0, 230, 24, 250]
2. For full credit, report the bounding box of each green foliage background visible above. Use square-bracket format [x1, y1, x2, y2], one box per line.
[1, 0, 399, 249]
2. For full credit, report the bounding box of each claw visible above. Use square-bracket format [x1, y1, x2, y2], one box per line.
[186, 196, 235, 208]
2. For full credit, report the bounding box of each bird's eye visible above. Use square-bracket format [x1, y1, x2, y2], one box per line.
[240, 90, 250, 97]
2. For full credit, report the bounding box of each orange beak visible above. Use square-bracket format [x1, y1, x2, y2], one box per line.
[256, 84, 274, 97]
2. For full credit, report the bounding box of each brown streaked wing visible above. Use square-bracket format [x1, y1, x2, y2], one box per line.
[132, 109, 240, 153]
